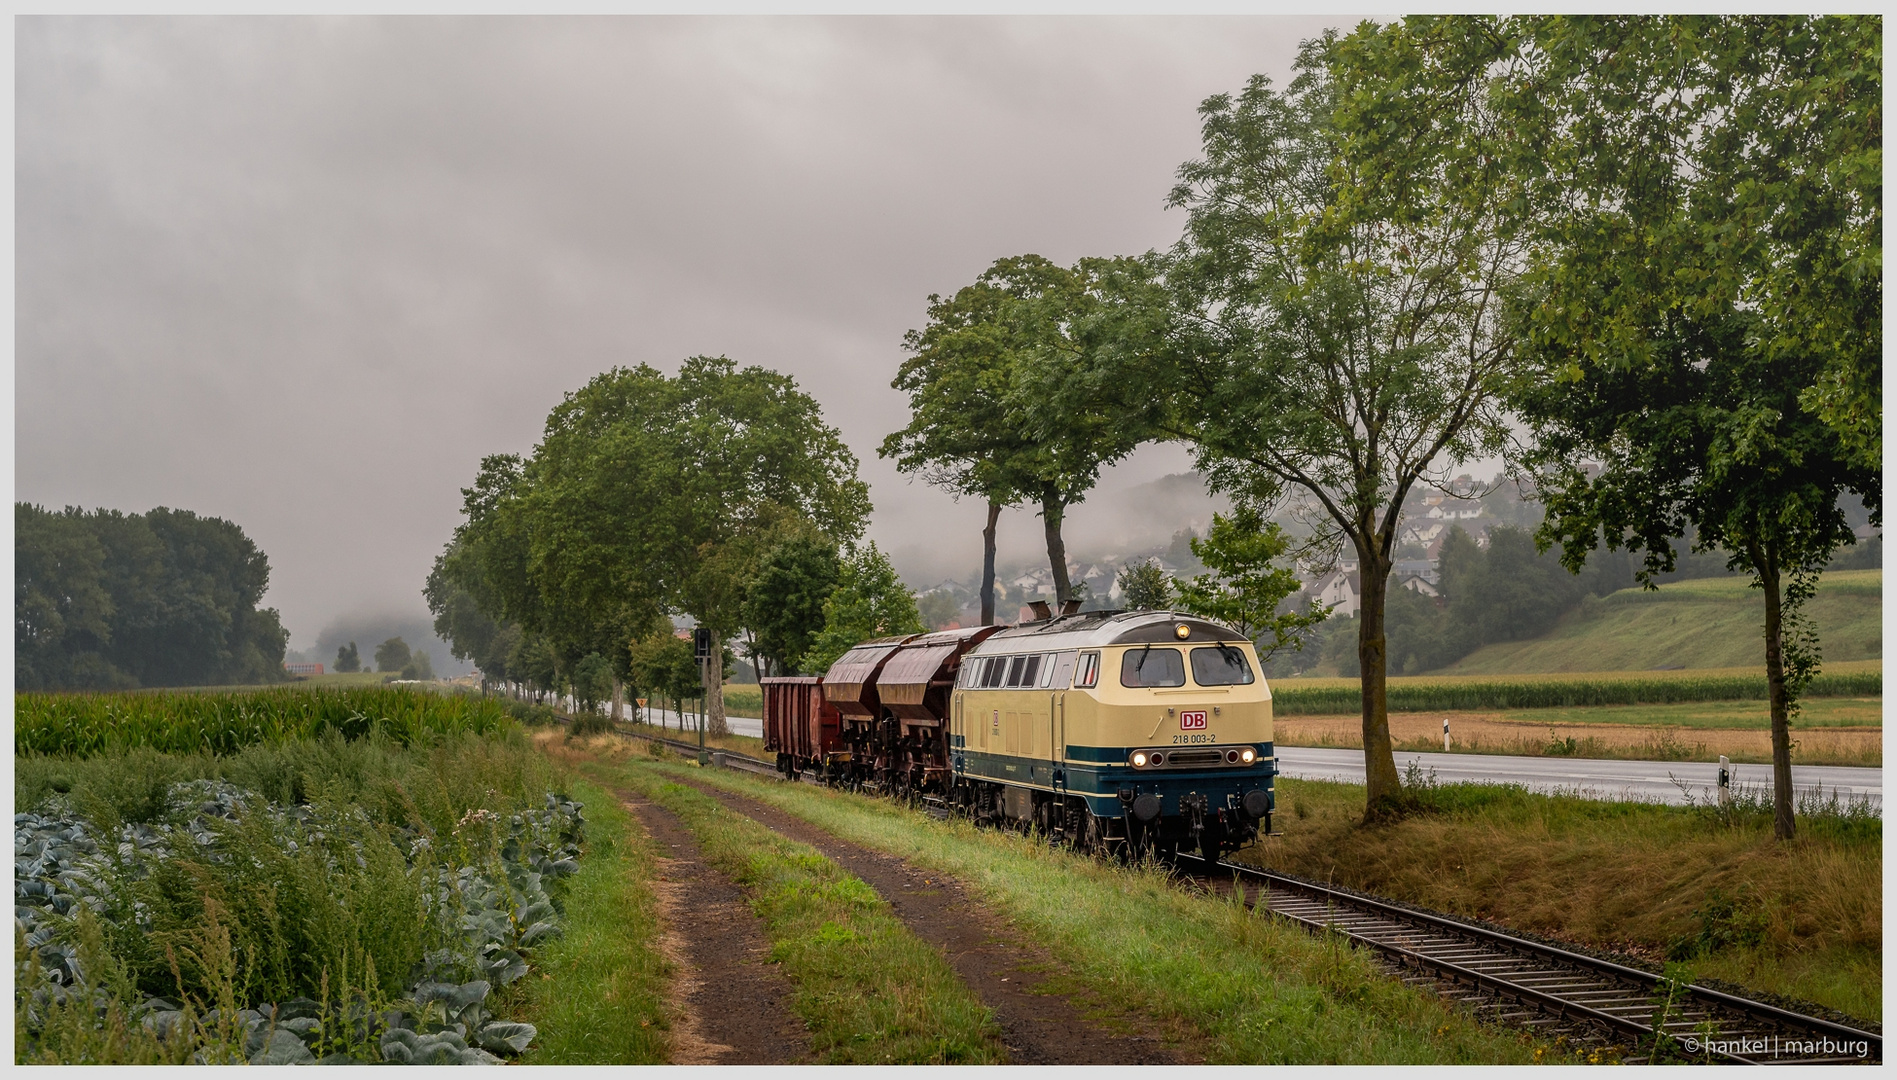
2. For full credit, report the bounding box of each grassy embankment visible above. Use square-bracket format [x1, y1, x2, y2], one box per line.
[1271, 661, 1882, 766]
[1239, 776, 1881, 1024]
[566, 741, 1558, 1064]
[550, 739, 1004, 1063]
[1443, 569, 1881, 675]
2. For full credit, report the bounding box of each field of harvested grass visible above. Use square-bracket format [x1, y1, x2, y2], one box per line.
[1276, 697, 1883, 767]
[1237, 777, 1881, 1023]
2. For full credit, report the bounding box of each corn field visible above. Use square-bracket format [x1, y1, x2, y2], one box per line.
[1270, 668, 1882, 716]
[16, 686, 514, 758]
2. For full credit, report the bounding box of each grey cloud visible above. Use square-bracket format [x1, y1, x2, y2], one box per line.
[17, 15, 1343, 648]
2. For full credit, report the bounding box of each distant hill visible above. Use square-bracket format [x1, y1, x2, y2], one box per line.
[1438, 570, 1881, 675]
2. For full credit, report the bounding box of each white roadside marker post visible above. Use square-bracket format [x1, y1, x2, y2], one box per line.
[1443, 718, 1450, 753]
[1718, 755, 1732, 809]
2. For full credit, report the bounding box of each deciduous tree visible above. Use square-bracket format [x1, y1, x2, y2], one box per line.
[1171, 507, 1326, 653]
[1120, 33, 1527, 815]
[800, 543, 925, 675]
[1492, 14, 1883, 840]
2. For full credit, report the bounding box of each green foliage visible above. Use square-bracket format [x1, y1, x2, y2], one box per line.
[1115, 559, 1172, 611]
[15, 503, 290, 690]
[625, 631, 699, 709]
[1270, 669, 1881, 716]
[374, 637, 411, 673]
[15, 686, 514, 758]
[743, 535, 842, 675]
[569, 652, 613, 715]
[1473, 14, 1883, 836]
[884, 255, 1152, 604]
[399, 650, 433, 681]
[1383, 525, 1636, 674]
[425, 547, 515, 684]
[333, 641, 362, 674]
[916, 590, 960, 631]
[15, 732, 579, 1063]
[800, 543, 925, 675]
[1171, 507, 1326, 653]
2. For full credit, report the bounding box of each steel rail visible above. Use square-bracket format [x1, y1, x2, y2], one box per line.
[1188, 854, 1878, 1065]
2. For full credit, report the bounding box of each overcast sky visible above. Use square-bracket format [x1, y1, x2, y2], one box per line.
[17, 15, 1348, 650]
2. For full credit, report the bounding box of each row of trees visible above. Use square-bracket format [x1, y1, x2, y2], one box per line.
[331, 636, 434, 679]
[426, 358, 924, 735]
[886, 16, 1878, 836]
[16, 503, 290, 689]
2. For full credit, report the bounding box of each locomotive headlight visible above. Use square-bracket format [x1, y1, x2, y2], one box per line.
[1131, 751, 1150, 767]
[1175, 623, 1191, 640]
[1240, 747, 1257, 764]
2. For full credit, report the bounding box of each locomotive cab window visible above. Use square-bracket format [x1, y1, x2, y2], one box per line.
[1120, 646, 1186, 688]
[1074, 651, 1101, 688]
[1190, 645, 1256, 685]
[981, 657, 1006, 688]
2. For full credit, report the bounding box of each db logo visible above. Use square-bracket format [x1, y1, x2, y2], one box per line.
[1180, 711, 1208, 730]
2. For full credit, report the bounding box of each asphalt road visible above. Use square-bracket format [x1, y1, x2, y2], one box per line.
[626, 707, 1881, 810]
[1276, 745, 1883, 808]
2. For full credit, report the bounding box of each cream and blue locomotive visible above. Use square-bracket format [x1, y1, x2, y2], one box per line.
[771, 608, 1277, 859]
[946, 609, 1275, 859]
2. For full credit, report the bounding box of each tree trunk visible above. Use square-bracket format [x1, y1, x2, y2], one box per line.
[610, 677, 623, 723]
[1041, 490, 1072, 606]
[1356, 549, 1403, 816]
[705, 628, 728, 737]
[1755, 542, 1797, 841]
[981, 499, 1001, 626]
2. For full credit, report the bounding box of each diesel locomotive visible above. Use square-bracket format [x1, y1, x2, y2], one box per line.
[762, 607, 1277, 859]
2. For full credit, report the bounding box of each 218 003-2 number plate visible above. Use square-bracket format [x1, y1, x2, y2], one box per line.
[1171, 733, 1217, 744]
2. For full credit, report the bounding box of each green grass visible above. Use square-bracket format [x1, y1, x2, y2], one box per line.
[16, 686, 514, 758]
[607, 760, 1004, 1063]
[1440, 570, 1880, 675]
[1270, 661, 1881, 715]
[1243, 776, 1880, 1023]
[627, 757, 1554, 1064]
[517, 778, 670, 1064]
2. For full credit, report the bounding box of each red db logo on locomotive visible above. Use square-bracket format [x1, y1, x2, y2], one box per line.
[1180, 711, 1208, 730]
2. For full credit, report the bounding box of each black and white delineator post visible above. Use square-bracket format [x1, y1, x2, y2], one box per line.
[1443, 718, 1450, 753]
[1717, 754, 1732, 809]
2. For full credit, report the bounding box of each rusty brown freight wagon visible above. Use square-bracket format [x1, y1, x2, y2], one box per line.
[760, 676, 844, 779]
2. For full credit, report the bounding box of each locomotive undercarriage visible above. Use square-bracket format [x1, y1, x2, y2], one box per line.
[777, 710, 1265, 861]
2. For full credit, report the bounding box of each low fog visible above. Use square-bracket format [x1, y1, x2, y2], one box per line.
[16, 16, 1340, 650]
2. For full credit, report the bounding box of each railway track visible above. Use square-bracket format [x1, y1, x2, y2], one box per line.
[555, 710, 1876, 1064]
[1181, 855, 1879, 1065]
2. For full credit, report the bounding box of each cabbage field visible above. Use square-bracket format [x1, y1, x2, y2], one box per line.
[14, 686, 581, 1065]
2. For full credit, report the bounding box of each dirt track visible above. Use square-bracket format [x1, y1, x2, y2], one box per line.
[668, 775, 1199, 1066]
[620, 792, 811, 1064]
